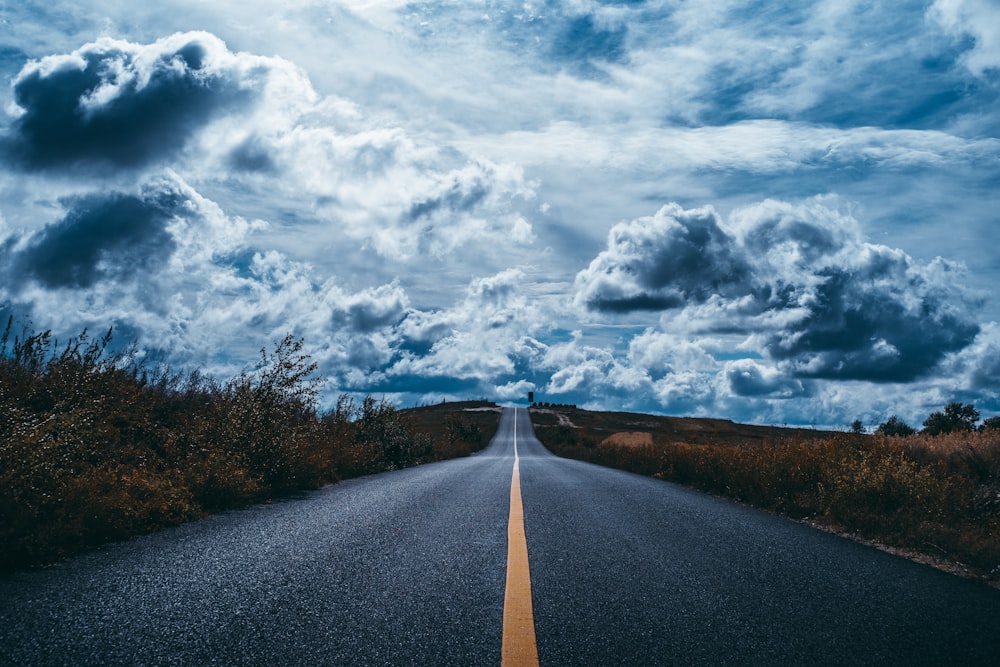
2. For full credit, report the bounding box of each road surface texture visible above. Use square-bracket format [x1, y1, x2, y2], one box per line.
[2, 407, 999, 665]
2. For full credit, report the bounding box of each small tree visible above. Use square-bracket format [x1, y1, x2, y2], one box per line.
[220, 334, 322, 491]
[922, 402, 979, 435]
[979, 415, 1000, 432]
[876, 415, 915, 437]
[850, 419, 865, 434]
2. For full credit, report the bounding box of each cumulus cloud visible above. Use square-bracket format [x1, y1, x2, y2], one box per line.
[574, 203, 751, 312]
[494, 379, 536, 400]
[192, 100, 537, 265]
[534, 328, 746, 415]
[0, 174, 441, 396]
[725, 359, 808, 399]
[762, 249, 980, 382]
[544, 338, 639, 396]
[8, 188, 177, 288]
[331, 283, 409, 334]
[0, 178, 254, 365]
[404, 164, 490, 223]
[388, 268, 545, 382]
[3, 32, 294, 170]
[0, 25, 541, 340]
[537, 330, 720, 415]
[575, 199, 982, 383]
[360, 160, 534, 259]
[0, 172, 256, 294]
[939, 322, 1000, 402]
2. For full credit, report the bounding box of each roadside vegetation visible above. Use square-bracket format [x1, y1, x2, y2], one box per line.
[0, 320, 497, 571]
[532, 406, 1000, 583]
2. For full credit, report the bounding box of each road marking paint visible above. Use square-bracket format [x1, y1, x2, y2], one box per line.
[502, 409, 539, 667]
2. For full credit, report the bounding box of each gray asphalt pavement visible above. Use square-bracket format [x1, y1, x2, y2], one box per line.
[517, 428, 1000, 665]
[2, 407, 999, 665]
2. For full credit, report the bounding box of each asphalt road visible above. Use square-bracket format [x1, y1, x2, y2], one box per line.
[2, 407, 1000, 665]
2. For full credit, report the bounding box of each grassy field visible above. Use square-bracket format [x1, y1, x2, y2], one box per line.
[399, 401, 501, 458]
[530, 406, 1000, 584]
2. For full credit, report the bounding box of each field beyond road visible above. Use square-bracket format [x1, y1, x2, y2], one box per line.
[529, 406, 1000, 585]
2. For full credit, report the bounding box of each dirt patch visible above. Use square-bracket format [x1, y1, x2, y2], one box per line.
[556, 413, 577, 428]
[601, 432, 653, 448]
[531, 409, 578, 428]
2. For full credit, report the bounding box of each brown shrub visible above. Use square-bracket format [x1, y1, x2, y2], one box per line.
[536, 415, 1000, 581]
[0, 323, 497, 570]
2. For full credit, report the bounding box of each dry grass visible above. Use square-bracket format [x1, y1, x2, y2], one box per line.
[0, 323, 498, 571]
[532, 407, 1000, 583]
[600, 432, 654, 448]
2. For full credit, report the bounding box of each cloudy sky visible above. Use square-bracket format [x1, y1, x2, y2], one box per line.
[2, 1, 998, 428]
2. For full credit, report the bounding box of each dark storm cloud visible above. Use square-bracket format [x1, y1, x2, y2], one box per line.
[765, 253, 981, 382]
[330, 284, 409, 334]
[4, 33, 259, 170]
[585, 293, 682, 313]
[725, 359, 807, 398]
[575, 204, 752, 312]
[10, 184, 187, 288]
[227, 136, 276, 173]
[576, 201, 982, 383]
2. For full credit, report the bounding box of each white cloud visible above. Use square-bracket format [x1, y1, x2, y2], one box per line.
[930, 0, 1000, 76]
[0, 3, 997, 426]
[940, 322, 1000, 400]
[458, 120, 1000, 177]
[626, 330, 715, 378]
[494, 379, 536, 401]
[6, 32, 305, 170]
[575, 198, 983, 384]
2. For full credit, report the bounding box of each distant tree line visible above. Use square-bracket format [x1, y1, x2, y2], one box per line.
[870, 402, 1000, 437]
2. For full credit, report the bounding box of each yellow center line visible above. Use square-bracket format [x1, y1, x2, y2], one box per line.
[502, 409, 539, 667]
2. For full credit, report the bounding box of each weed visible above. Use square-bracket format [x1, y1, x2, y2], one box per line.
[0, 322, 497, 570]
[536, 410, 1000, 582]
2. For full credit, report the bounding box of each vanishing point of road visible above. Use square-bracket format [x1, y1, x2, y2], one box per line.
[2, 407, 999, 665]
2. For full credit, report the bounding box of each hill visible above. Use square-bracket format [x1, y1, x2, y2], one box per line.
[528, 405, 839, 446]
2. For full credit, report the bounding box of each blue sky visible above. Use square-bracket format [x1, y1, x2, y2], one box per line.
[1, 1, 999, 429]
